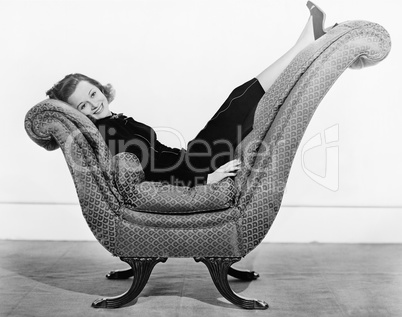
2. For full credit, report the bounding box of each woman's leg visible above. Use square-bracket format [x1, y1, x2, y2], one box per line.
[257, 15, 316, 92]
[187, 11, 319, 172]
[187, 78, 265, 172]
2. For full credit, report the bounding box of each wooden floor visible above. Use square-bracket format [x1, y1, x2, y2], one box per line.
[1, 241, 401, 317]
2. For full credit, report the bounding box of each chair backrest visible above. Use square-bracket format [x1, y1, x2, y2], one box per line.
[234, 20, 391, 255]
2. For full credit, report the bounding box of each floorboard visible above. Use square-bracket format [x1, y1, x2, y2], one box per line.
[0, 241, 401, 317]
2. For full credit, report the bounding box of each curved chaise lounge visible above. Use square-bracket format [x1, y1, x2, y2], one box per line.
[25, 20, 391, 310]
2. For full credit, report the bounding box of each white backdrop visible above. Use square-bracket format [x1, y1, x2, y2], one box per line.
[0, 0, 401, 241]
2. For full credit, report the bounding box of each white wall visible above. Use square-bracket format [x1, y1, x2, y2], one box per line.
[1, 0, 401, 242]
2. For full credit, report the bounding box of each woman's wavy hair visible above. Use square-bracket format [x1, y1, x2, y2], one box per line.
[46, 73, 115, 103]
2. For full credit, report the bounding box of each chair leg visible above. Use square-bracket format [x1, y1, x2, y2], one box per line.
[106, 267, 133, 280]
[92, 257, 167, 308]
[228, 266, 260, 281]
[194, 257, 268, 310]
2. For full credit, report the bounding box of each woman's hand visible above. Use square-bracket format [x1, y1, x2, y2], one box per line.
[206, 159, 241, 184]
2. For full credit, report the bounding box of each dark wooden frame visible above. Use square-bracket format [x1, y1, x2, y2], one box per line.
[93, 257, 268, 310]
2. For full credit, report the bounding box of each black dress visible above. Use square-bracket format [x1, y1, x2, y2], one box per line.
[95, 78, 265, 186]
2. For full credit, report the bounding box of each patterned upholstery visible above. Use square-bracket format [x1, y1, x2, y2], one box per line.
[112, 152, 236, 214]
[25, 21, 390, 258]
[112, 153, 145, 185]
[234, 21, 391, 255]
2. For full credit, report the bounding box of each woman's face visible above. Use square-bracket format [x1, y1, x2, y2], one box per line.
[67, 81, 111, 120]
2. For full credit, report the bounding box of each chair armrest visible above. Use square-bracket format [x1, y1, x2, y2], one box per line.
[25, 99, 121, 254]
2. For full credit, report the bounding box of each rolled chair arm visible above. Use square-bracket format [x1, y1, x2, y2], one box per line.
[25, 99, 99, 150]
[25, 98, 121, 254]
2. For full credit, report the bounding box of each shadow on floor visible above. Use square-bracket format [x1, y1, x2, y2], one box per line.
[1, 241, 402, 317]
[0, 240, 262, 310]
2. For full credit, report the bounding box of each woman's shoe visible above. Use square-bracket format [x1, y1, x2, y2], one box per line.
[306, 1, 326, 40]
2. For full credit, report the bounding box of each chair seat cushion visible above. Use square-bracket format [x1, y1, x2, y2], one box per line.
[119, 204, 241, 228]
[112, 152, 237, 214]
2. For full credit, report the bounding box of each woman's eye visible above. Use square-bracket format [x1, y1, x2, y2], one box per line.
[91, 91, 96, 98]
[79, 104, 86, 110]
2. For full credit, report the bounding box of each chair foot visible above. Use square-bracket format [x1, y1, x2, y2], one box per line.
[92, 257, 167, 308]
[228, 266, 260, 281]
[194, 257, 268, 310]
[106, 268, 134, 280]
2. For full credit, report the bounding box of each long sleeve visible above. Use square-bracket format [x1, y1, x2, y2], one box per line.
[95, 114, 209, 186]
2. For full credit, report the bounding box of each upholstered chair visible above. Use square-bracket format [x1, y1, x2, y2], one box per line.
[25, 20, 390, 310]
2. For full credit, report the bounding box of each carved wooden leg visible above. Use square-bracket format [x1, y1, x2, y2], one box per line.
[228, 267, 260, 281]
[194, 257, 268, 310]
[106, 268, 133, 280]
[92, 257, 167, 308]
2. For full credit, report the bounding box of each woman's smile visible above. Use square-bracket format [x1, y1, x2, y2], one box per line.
[67, 81, 112, 120]
[93, 103, 104, 114]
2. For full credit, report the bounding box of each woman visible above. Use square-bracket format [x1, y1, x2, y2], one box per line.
[46, 1, 331, 187]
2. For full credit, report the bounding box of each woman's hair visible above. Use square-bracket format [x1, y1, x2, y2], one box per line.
[46, 73, 115, 103]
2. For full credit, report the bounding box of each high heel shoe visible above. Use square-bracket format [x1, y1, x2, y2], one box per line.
[306, 1, 326, 40]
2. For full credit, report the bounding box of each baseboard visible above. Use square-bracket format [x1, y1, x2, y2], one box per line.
[0, 203, 94, 241]
[264, 206, 402, 243]
[1, 203, 401, 243]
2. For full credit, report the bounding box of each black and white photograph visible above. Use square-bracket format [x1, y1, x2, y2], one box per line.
[0, 0, 400, 316]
